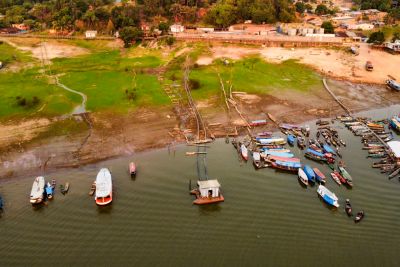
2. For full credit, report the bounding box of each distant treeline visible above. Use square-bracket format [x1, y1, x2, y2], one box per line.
[0, 0, 298, 31]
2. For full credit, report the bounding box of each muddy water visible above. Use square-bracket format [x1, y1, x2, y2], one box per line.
[0, 106, 400, 266]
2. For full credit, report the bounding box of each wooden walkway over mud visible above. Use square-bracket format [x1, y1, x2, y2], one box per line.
[322, 78, 389, 148]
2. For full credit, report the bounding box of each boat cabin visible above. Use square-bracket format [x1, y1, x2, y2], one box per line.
[191, 179, 224, 205]
[198, 180, 220, 198]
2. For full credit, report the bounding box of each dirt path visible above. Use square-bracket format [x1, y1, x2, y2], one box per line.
[54, 76, 87, 114]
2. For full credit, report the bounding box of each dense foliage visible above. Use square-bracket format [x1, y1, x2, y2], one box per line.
[0, 0, 298, 32]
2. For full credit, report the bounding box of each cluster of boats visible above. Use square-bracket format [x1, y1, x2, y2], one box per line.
[27, 162, 137, 207]
[231, 118, 359, 210]
[29, 176, 63, 204]
[340, 115, 400, 178]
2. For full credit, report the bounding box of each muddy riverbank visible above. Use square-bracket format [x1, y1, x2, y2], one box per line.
[1, 78, 399, 180]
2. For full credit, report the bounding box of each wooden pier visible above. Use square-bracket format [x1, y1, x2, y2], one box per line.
[322, 78, 389, 149]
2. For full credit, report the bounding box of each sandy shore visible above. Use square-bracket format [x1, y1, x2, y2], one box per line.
[197, 43, 400, 84]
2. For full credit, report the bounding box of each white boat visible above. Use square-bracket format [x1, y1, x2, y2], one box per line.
[30, 176, 45, 204]
[317, 185, 339, 208]
[298, 168, 308, 186]
[95, 168, 113, 206]
[240, 144, 248, 161]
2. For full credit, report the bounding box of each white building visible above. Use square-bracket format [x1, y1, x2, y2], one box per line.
[85, 30, 97, 39]
[170, 24, 185, 33]
[348, 23, 375, 30]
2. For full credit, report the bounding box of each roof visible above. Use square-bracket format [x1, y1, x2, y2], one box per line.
[96, 168, 112, 197]
[388, 141, 400, 158]
[198, 179, 220, 189]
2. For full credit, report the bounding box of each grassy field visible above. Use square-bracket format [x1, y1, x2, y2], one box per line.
[188, 57, 322, 100]
[0, 39, 323, 120]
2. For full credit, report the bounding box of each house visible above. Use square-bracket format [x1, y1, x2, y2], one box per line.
[11, 23, 29, 31]
[385, 40, 400, 53]
[170, 24, 184, 33]
[347, 23, 374, 30]
[85, 30, 97, 39]
[229, 23, 275, 35]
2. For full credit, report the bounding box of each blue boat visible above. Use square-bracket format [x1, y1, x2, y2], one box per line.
[271, 160, 302, 172]
[287, 134, 296, 146]
[263, 151, 294, 158]
[306, 148, 325, 158]
[45, 182, 54, 200]
[0, 195, 3, 210]
[317, 185, 339, 208]
[323, 144, 336, 155]
[390, 116, 400, 131]
[303, 165, 316, 183]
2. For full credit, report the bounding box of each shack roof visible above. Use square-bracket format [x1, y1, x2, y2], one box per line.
[388, 141, 400, 158]
[198, 179, 221, 189]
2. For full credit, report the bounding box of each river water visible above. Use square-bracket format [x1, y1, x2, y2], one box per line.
[1, 106, 400, 266]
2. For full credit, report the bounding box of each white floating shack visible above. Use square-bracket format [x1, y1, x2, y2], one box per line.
[387, 141, 400, 163]
[191, 179, 224, 205]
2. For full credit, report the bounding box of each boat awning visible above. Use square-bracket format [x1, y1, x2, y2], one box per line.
[198, 179, 220, 189]
[388, 141, 400, 158]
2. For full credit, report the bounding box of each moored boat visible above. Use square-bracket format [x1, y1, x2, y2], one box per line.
[270, 161, 301, 172]
[287, 134, 296, 146]
[267, 155, 300, 162]
[354, 210, 365, 223]
[345, 199, 352, 216]
[252, 152, 262, 169]
[95, 168, 113, 206]
[330, 172, 342, 185]
[0, 195, 3, 210]
[30, 176, 45, 205]
[338, 166, 353, 187]
[129, 162, 136, 178]
[60, 182, 70, 195]
[297, 136, 306, 149]
[386, 79, 400, 91]
[191, 179, 224, 205]
[240, 144, 248, 161]
[298, 168, 308, 186]
[303, 165, 316, 184]
[333, 171, 346, 185]
[89, 181, 96, 196]
[317, 185, 339, 208]
[45, 182, 54, 200]
[313, 168, 326, 184]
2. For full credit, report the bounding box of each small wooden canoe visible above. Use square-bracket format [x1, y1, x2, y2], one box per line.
[129, 162, 136, 177]
[89, 181, 96, 196]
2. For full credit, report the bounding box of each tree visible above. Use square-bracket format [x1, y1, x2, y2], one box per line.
[321, 21, 334, 33]
[119, 26, 143, 47]
[392, 32, 400, 42]
[158, 22, 169, 34]
[205, 3, 238, 28]
[315, 4, 329, 15]
[304, 3, 312, 12]
[295, 2, 305, 14]
[367, 31, 385, 44]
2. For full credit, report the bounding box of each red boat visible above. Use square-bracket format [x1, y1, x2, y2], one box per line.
[333, 171, 346, 184]
[129, 162, 136, 178]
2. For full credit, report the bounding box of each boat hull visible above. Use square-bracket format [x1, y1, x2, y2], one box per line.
[193, 195, 224, 205]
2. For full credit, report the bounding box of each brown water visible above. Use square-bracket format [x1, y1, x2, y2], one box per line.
[0, 106, 400, 266]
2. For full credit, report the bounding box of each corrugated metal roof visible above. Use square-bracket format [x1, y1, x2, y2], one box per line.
[198, 179, 220, 189]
